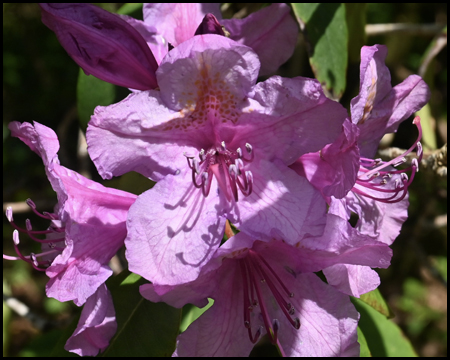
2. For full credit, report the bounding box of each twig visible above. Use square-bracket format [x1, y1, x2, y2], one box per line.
[365, 23, 444, 37]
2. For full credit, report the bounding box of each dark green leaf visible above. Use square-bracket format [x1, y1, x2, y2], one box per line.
[291, 3, 348, 100]
[101, 271, 182, 357]
[345, 4, 367, 64]
[77, 69, 115, 132]
[352, 298, 417, 356]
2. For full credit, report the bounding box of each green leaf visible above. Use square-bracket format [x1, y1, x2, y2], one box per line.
[291, 3, 348, 100]
[101, 271, 182, 357]
[180, 299, 214, 333]
[357, 326, 372, 357]
[352, 298, 417, 356]
[416, 104, 437, 150]
[117, 3, 143, 15]
[77, 69, 115, 132]
[359, 288, 394, 318]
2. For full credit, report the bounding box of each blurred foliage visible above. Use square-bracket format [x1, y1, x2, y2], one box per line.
[3, 2, 447, 357]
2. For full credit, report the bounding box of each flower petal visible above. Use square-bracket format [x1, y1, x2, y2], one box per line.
[87, 90, 198, 181]
[241, 75, 347, 164]
[143, 3, 222, 47]
[230, 159, 327, 242]
[64, 284, 117, 356]
[40, 3, 158, 90]
[222, 3, 298, 76]
[125, 169, 226, 285]
[323, 264, 381, 297]
[157, 34, 260, 111]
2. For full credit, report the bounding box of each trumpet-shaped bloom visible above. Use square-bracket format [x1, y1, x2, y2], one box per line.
[4, 121, 138, 355]
[5, 121, 137, 306]
[140, 230, 392, 356]
[87, 35, 347, 285]
[292, 45, 429, 242]
[290, 45, 430, 296]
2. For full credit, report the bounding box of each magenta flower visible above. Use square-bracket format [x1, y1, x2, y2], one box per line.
[4, 121, 138, 355]
[141, 3, 298, 75]
[292, 45, 429, 241]
[86, 35, 347, 285]
[290, 45, 430, 296]
[140, 230, 391, 356]
[4, 121, 137, 306]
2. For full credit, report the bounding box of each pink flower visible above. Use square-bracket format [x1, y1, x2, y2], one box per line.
[140, 230, 391, 356]
[87, 35, 347, 285]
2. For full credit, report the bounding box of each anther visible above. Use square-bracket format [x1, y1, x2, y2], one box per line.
[13, 230, 20, 245]
[30, 253, 39, 267]
[229, 164, 239, 178]
[6, 207, 13, 222]
[26, 198, 36, 209]
[393, 157, 406, 167]
[199, 149, 206, 161]
[235, 158, 244, 172]
[293, 317, 301, 330]
[221, 141, 226, 151]
[26, 219, 32, 232]
[416, 142, 423, 157]
[245, 143, 252, 154]
[244, 320, 250, 328]
[237, 147, 243, 158]
[412, 158, 419, 170]
[192, 158, 200, 174]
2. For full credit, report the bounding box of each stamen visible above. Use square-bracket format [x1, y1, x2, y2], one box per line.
[186, 141, 255, 201]
[354, 116, 423, 204]
[4, 200, 65, 271]
[239, 251, 300, 346]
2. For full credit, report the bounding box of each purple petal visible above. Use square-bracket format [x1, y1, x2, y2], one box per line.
[173, 240, 359, 356]
[323, 264, 381, 297]
[8, 121, 60, 168]
[222, 3, 298, 76]
[194, 13, 225, 36]
[241, 76, 347, 164]
[87, 90, 198, 181]
[40, 3, 158, 90]
[231, 159, 327, 242]
[125, 169, 226, 285]
[120, 15, 168, 65]
[65, 284, 117, 356]
[157, 34, 260, 111]
[143, 3, 222, 47]
[331, 188, 409, 246]
[351, 45, 430, 158]
[386, 75, 431, 133]
[291, 119, 360, 199]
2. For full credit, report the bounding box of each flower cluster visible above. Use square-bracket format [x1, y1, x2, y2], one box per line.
[4, 3, 430, 357]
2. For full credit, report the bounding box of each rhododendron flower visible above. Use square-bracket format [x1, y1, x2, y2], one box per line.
[87, 35, 347, 285]
[141, 3, 298, 74]
[140, 230, 392, 357]
[4, 121, 137, 355]
[40, 3, 297, 91]
[292, 44, 430, 241]
[290, 45, 430, 296]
